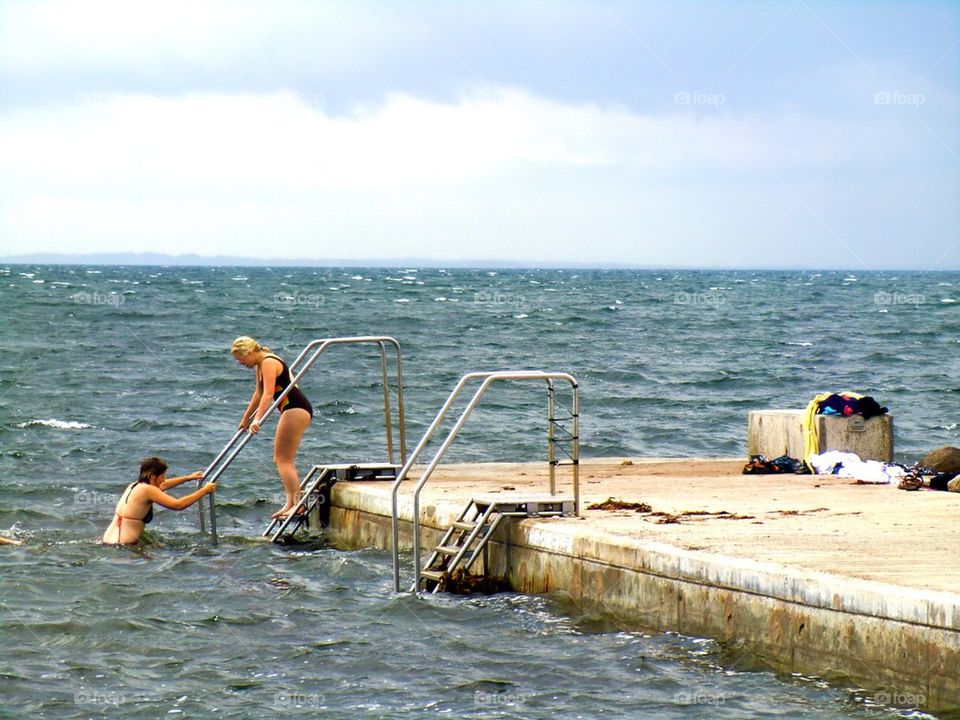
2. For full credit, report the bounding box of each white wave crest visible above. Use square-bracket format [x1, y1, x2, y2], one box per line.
[16, 419, 92, 430]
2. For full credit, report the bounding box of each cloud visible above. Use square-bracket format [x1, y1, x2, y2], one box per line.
[0, 87, 955, 267]
[0, 87, 890, 187]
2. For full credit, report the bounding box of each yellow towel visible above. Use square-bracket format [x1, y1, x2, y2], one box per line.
[802, 391, 863, 471]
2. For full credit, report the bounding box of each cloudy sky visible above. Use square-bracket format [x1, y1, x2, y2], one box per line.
[0, 0, 957, 269]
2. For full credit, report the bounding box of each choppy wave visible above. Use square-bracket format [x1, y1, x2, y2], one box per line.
[15, 418, 93, 430]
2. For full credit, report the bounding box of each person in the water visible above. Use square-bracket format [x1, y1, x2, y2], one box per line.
[101, 457, 215, 545]
[230, 336, 313, 518]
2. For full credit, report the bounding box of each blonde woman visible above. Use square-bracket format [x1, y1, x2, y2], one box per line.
[231, 336, 313, 517]
[102, 457, 216, 545]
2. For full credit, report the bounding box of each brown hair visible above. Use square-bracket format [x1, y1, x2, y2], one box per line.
[138, 456, 168, 484]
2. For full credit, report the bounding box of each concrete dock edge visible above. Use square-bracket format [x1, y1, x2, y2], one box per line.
[326, 480, 960, 714]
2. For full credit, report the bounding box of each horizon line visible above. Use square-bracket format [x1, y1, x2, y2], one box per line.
[0, 251, 957, 272]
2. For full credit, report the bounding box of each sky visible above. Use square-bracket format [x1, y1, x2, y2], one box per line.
[0, 0, 957, 269]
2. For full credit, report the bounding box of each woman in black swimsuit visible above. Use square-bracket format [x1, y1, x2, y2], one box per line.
[231, 336, 313, 518]
[102, 457, 216, 545]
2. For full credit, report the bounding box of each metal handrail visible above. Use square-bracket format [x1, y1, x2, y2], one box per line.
[389, 370, 579, 592]
[201, 336, 407, 545]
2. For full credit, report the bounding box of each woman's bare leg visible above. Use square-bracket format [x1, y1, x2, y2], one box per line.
[272, 408, 311, 517]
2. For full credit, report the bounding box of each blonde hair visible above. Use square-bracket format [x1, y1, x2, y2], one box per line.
[231, 336, 271, 356]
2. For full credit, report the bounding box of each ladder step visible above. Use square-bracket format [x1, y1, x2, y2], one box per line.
[451, 520, 477, 531]
[420, 570, 445, 581]
[436, 545, 463, 556]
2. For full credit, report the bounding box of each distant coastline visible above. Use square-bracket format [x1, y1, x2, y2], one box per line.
[0, 252, 951, 272]
[0, 252, 646, 270]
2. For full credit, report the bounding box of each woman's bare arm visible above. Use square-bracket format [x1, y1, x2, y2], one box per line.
[159, 471, 205, 491]
[249, 358, 281, 433]
[145, 482, 217, 511]
[239, 369, 263, 429]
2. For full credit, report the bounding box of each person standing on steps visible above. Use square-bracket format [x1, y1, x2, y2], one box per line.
[231, 336, 313, 518]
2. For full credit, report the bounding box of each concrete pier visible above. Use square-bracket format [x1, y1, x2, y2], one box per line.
[324, 458, 960, 714]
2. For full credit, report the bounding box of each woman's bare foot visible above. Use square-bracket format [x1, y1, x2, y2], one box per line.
[272, 505, 293, 518]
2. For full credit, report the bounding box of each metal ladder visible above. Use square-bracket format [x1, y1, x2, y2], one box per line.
[263, 463, 400, 542]
[418, 496, 574, 593]
[390, 370, 579, 593]
[199, 336, 406, 546]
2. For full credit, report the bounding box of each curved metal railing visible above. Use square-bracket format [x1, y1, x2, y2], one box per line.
[200, 336, 407, 545]
[389, 371, 579, 592]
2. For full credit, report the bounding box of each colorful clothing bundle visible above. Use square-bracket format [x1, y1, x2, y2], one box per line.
[801, 391, 889, 471]
[816, 394, 888, 419]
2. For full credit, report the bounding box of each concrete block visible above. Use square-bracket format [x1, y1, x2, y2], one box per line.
[748, 410, 893, 462]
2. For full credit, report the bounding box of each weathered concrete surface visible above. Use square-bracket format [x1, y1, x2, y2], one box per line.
[748, 410, 894, 463]
[325, 458, 960, 714]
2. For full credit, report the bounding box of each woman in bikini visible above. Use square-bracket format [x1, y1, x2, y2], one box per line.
[231, 336, 313, 518]
[102, 457, 216, 545]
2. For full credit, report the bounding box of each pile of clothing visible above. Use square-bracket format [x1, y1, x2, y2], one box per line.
[802, 391, 888, 471]
[742, 445, 960, 491]
[743, 455, 807, 475]
[814, 393, 888, 419]
[808, 450, 906, 484]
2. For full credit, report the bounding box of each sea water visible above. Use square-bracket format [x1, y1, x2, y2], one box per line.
[1, 264, 955, 719]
